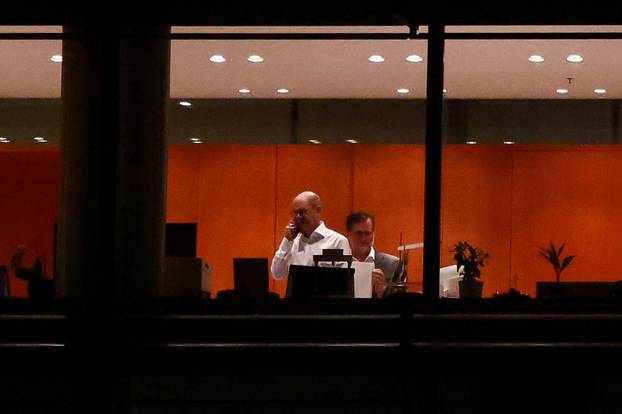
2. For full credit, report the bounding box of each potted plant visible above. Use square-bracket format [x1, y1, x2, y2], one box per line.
[538, 243, 576, 283]
[451, 241, 490, 298]
[536, 243, 578, 299]
[10, 246, 54, 303]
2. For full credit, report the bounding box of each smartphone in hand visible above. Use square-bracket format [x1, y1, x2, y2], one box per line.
[286, 220, 299, 240]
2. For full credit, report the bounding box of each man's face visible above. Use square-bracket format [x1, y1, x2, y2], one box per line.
[348, 218, 375, 255]
[291, 197, 321, 236]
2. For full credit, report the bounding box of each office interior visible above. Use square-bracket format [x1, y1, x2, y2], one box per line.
[2, 25, 622, 299]
[3, 10, 622, 412]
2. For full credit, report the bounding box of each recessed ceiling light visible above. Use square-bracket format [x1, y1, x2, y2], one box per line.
[190, 138, 203, 144]
[397, 88, 410, 94]
[308, 139, 322, 144]
[466, 141, 477, 145]
[247, 55, 264, 63]
[443, 89, 447, 93]
[0, 137, 9, 143]
[368, 55, 385, 63]
[503, 140, 515, 145]
[406, 54, 423, 63]
[594, 88, 607, 95]
[566, 54, 583, 63]
[528, 55, 544, 63]
[179, 101, 192, 107]
[209, 54, 226, 63]
[239, 88, 251, 94]
[345, 139, 358, 144]
[277, 88, 289, 94]
[50, 54, 63, 63]
[34, 136, 46, 141]
[556, 88, 569, 95]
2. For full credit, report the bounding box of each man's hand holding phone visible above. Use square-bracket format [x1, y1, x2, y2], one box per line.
[285, 220, 299, 241]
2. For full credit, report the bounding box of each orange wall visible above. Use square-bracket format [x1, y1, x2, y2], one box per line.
[0, 147, 60, 297]
[196, 145, 278, 295]
[511, 146, 622, 295]
[441, 145, 514, 296]
[169, 144, 622, 298]
[3, 144, 622, 298]
[353, 145, 426, 287]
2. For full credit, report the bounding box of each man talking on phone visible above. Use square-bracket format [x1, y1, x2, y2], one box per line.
[271, 191, 351, 280]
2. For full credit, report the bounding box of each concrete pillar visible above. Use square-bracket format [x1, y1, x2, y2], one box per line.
[57, 26, 170, 308]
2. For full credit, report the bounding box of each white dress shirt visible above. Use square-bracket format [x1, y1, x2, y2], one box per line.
[271, 221, 351, 280]
[352, 247, 376, 264]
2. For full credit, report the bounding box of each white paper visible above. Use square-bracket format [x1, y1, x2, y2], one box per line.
[352, 262, 373, 298]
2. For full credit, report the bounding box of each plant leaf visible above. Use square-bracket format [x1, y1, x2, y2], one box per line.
[538, 251, 552, 263]
[560, 255, 576, 271]
[549, 244, 560, 269]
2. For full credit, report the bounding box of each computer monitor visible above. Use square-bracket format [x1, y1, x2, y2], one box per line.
[233, 258, 269, 299]
[286, 265, 354, 299]
[165, 223, 197, 257]
[439, 265, 462, 298]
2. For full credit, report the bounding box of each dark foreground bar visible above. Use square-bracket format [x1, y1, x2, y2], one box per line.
[1, 299, 622, 412]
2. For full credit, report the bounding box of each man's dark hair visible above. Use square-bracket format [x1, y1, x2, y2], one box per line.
[346, 211, 375, 231]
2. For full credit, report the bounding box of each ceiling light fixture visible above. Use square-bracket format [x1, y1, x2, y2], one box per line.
[503, 140, 515, 145]
[594, 88, 607, 95]
[179, 101, 192, 107]
[556, 88, 569, 94]
[239, 88, 251, 94]
[247, 55, 264, 63]
[209, 54, 226, 63]
[50, 55, 63, 63]
[566, 54, 584, 63]
[368, 55, 385, 63]
[466, 141, 477, 145]
[346, 139, 358, 144]
[308, 139, 322, 144]
[406, 54, 423, 63]
[528, 55, 544, 63]
[397, 88, 410, 94]
[277, 88, 289, 94]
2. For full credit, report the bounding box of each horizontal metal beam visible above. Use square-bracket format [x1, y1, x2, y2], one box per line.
[5, 32, 622, 41]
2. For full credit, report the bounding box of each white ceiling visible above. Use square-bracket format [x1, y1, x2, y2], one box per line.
[1, 25, 622, 99]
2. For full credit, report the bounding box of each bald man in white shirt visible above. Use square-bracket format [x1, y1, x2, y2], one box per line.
[271, 191, 351, 281]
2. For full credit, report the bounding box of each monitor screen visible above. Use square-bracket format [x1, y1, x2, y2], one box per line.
[233, 258, 269, 299]
[165, 223, 197, 257]
[286, 265, 354, 299]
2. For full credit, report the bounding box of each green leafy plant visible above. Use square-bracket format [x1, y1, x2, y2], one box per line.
[10, 245, 45, 281]
[538, 243, 576, 283]
[451, 241, 490, 281]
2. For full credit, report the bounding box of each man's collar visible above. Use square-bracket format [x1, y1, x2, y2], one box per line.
[312, 221, 329, 237]
[300, 221, 328, 241]
[368, 247, 376, 261]
[353, 247, 375, 263]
